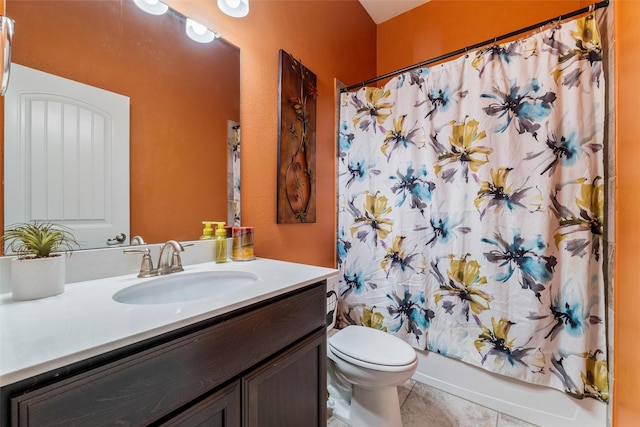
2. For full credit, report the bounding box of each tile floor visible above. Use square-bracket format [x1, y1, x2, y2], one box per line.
[327, 380, 538, 427]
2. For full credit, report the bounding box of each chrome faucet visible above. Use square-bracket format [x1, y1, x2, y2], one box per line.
[123, 247, 156, 278]
[130, 235, 146, 245]
[124, 240, 187, 277]
[157, 240, 185, 275]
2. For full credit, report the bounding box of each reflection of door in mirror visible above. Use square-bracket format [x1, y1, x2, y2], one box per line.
[5, 64, 130, 250]
[2, 0, 241, 250]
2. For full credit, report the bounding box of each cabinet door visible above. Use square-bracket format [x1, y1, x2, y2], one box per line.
[242, 329, 326, 427]
[161, 381, 240, 427]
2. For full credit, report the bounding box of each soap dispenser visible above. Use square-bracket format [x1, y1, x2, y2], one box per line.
[200, 221, 214, 240]
[213, 222, 227, 263]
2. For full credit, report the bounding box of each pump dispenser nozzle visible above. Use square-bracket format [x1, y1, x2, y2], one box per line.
[200, 221, 214, 240]
[213, 222, 227, 263]
[213, 222, 226, 238]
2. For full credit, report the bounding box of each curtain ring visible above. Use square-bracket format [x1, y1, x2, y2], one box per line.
[588, 4, 594, 19]
[464, 46, 469, 58]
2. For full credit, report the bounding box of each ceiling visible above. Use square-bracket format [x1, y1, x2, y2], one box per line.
[359, 0, 430, 24]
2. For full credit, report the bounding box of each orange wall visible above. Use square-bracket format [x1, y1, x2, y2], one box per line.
[379, 0, 636, 425]
[377, 0, 584, 75]
[167, 0, 377, 268]
[614, 1, 640, 425]
[4, 0, 239, 244]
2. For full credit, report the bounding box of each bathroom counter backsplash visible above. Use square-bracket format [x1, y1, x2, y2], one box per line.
[0, 257, 337, 387]
[0, 239, 223, 293]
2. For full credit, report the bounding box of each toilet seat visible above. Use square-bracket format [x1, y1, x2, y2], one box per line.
[328, 326, 417, 372]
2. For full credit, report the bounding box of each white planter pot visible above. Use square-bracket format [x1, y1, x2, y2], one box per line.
[11, 256, 66, 301]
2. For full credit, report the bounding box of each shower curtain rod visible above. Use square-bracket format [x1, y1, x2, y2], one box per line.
[340, 0, 609, 93]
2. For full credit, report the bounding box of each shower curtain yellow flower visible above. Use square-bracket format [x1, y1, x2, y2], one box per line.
[553, 176, 604, 259]
[433, 255, 492, 320]
[361, 304, 388, 331]
[352, 87, 393, 131]
[475, 317, 516, 354]
[551, 16, 602, 85]
[474, 167, 543, 219]
[434, 118, 490, 182]
[350, 191, 394, 244]
[475, 167, 513, 213]
[570, 15, 602, 57]
[381, 236, 406, 270]
[581, 349, 609, 401]
[576, 176, 604, 225]
[381, 114, 423, 159]
[380, 235, 420, 277]
[448, 255, 486, 289]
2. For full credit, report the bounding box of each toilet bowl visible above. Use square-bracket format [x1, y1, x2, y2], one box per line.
[326, 319, 418, 426]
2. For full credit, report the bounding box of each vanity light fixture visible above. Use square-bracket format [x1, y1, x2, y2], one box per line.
[185, 18, 220, 44]
[132, 0, 169, 15]
[217, 0, 249, 18]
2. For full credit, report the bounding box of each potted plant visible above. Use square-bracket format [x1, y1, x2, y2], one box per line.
[1, 221, 79, 301]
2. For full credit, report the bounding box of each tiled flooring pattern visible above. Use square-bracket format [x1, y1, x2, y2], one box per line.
[327, 380, 538, 427]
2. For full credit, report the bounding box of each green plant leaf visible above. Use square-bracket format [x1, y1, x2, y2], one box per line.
[1, 221, 79, 259]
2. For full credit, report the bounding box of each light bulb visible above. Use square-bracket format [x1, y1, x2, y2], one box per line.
[217, 0, 249, 18]
[132, 0, 168, 15]
[185, 18, 218, 43]
[190, 21, 207, 35]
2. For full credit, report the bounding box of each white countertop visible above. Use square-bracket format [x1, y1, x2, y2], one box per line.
[0, 258, 337, 387]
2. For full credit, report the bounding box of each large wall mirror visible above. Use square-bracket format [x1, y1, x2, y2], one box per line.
[2, 0, 240, 251]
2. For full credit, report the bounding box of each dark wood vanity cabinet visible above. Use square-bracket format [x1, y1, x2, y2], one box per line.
[0, 281, 327, 427]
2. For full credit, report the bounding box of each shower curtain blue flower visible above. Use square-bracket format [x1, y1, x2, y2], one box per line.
[337, 15, 608, 401]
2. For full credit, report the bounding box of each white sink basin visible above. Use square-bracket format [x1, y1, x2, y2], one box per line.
[113, 271, 259, 304]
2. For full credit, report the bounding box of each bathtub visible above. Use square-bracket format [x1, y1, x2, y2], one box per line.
[413, 349, 607, 427]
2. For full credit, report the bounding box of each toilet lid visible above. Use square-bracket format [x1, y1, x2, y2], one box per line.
[328, 325, 416, 367]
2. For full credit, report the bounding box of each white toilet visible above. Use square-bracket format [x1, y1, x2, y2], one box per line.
[326, 279, 418, 427]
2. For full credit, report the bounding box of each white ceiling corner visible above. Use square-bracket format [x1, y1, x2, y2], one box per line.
[358, 0, 430, 24]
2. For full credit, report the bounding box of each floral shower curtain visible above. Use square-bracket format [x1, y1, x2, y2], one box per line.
[337, 14, 608, 401]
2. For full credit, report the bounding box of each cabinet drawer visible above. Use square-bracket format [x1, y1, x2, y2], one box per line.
[10, 283, 325, 426]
